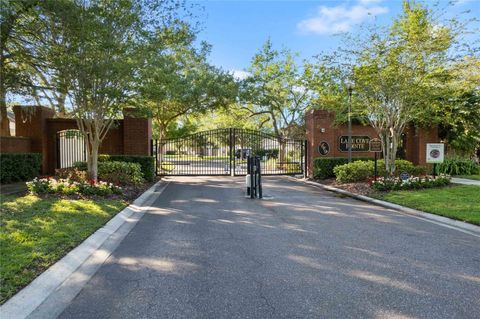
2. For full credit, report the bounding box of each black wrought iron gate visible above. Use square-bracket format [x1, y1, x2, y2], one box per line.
[152, 128, 306, 176]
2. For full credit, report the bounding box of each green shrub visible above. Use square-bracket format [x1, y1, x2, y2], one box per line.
[376, 159, 426, 177]
[334, 160, 374, 183]
[99, 155, 155, 181]
[0, 153, 42, 184]
[333, 159, 424, 183]
[73, 161, 87, 171]
[438, 157, 479, 175]
[313, 157, 372, 180]
[74, 155, 155, 182]
[97, 161, 144, 185]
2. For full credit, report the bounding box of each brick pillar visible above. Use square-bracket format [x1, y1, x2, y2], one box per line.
[13, 105, 55, 173]
[403, 124, 439, 166]
[416, 126, 439, 167]
[305, 109, 337, 177]
[122, 108, 152, 156]
[404, 124, 417, 165]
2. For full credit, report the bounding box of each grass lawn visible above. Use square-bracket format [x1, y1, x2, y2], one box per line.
[0, 194, 127, 304]
[455, 175, 480, 181]
[373, 185, 480, 225]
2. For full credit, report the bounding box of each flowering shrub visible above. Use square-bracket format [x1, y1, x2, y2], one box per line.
[27, 177, 122, 196]
[55, 167, 87, 183]
[73, 161, 144, 185]
[371, 175, 451, 191]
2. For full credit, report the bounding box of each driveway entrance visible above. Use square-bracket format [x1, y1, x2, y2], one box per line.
[153, 128, 306, 176]
[58, 176, 480, 319]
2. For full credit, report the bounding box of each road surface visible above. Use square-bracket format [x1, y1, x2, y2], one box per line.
[58, 176, 480, 319]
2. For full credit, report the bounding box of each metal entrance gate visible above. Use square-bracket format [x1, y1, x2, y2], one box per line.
[152, 128, 306, 176]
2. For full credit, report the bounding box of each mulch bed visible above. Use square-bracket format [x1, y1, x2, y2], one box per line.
[120, 179, 159, 201]
[314, 178, 373, 196]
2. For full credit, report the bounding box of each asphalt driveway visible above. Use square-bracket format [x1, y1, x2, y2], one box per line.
[58, 176, 480, 319]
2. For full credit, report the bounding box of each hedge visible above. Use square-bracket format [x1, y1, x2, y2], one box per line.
[97, 161, 144, 185]
[374, 159, 426, 177]
[0, 153, 42, 184]
[333, 160, 373, 183]
[333, 159, 425, 183]
[313, 157, 372, 180]
[99, 155, 155, 181]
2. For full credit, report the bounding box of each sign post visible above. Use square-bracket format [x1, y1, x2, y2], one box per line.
[369, 138, 382, 181]
[426, 143, 444, 178]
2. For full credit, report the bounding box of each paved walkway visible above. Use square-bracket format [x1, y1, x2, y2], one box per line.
[451, 177, 480, 186]
[58, 176, 479, 319]
[0, 182, 27, 196]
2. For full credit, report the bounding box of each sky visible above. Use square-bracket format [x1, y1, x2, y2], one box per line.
[190, 0, 480, 77]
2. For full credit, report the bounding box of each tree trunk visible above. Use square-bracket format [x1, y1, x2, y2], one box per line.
[381, 129, 400, 176]
[158, 123, 166, 172]
[270, 113, 287, 169]
[57, 91, 67, 116]
[278, 137, 286, 170]
[0, 58, 10, 136]
[0, 102, 10, 136]
[389, 132, 399, 175]
[87, 140, 99, 181]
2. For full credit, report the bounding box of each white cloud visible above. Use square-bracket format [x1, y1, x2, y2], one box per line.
[455, 0, 474, 5]
[297, 0, 389, 35]
[358, 0, 383, 4]
[231, 70, 250, 80]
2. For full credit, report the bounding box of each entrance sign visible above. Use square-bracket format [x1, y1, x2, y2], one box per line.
[369, 138, 382, 152]
[318, 141, 330, 156]
[426, 143, 444, 164]
[339, 136, 370, 152]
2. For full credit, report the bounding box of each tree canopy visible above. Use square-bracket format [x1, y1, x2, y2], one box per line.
[136, 26, 238, 141]
[307, 0, 479, 171]
[240, 40, 315, 139]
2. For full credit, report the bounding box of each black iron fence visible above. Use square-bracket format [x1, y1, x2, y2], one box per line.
[152, 128, 305, 176]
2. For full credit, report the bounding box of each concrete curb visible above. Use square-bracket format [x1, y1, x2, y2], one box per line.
[289, 177, 480, 237]
[0, 180, 170, 319]
[451, 177, 480, 186]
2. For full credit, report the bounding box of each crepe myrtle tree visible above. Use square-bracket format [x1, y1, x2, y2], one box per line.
[62, 0, 140, 181]
[354, 1, 465, 175]
[310, 0, 472, 175]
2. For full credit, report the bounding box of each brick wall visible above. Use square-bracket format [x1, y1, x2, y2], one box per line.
[0, 136, 31, 153]
[123, 108, 151, 156]
[306, 109, 376, 177]
[43, 119, 125, 174]
[305, 109, 439, 177]
[12, 106, 152, 174]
